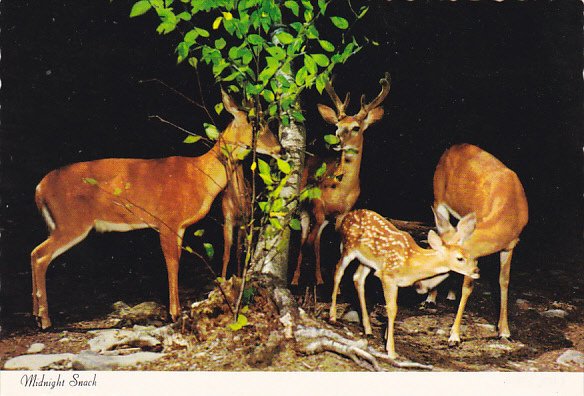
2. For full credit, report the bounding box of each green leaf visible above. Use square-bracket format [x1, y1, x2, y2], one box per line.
[194, 229, 205, 237]
[212, 16, 223, 29]
[83, 177, 98, 185]
[203, 243, 214, 260]
[324, 134, 340, 145]
[215, 38, 226, 50]
[277, 158, 291, 174]
[266, 46, 286, 60]
[130, 1, 151, 17]
[257, 158, 271, 176]
[258, 201, 269, 212]
[284, 1, 299, 16]
[177, 42, 189, 63]
[311, 54, 330, 67]
[315, 73, 327, 94]
[183, 135, 202, 143]
[275, 31, 294, 45]
[315, 162, 327, 178]
[247, 34, 264, 45]
[214, 102, 224, 115]
[242, 287, 255, 305]
[196, 27, 210, 37]
[113, 187, 123, 196]
[289, 218, 302, 230]
[184, 29, 198, 44]
[185, 246, 194, 254]
[292, 110, 305, 122]
[269, 218, 283, 230]
[319, 39, 335, 52]
[227, 314, 248, 331]
[358, 6, 369, 19]
[295, 66, 307, 86]
[330, 16, 349, 29]
[188, 57, 198, 69]
[204, 123, 220, 140]
[318, 0, 328, 13]
[304, 55, 317, 74]
[262, 89, 275, 103]
[177, 11, 192, 21]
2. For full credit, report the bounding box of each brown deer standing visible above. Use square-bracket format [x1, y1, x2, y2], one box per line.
[329, 209, 479, 359]
[220, 161, 250, 279]
[31, 90, 281, 329]
[291, 73, 391, 285]
[417, 143, 528, 345]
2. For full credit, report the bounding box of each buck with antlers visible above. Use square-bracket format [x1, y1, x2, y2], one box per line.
[329, 209, 479, 359]
[31, 90, 281, 329]
[291, 72, 391, 285]
[416, 143, 528, 345]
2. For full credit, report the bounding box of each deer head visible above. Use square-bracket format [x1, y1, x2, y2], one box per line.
[317, 72, 391, 158]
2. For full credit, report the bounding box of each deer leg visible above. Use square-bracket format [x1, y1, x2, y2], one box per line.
[448, 275, 474, 346]
[221, 216, 234, 279]
[291, 211, 310, 285]
[329, 253, 354, 323]
[313, 220, 329, 285]
[381, 279, 399, 359]
[31, 228, 91, 329]
[353, 265, 372, 335]
[160, 228, 184, 322]
[498, 248, 513, 339]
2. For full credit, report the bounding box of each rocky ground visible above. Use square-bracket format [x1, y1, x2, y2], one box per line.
[1, 261, 583, 372]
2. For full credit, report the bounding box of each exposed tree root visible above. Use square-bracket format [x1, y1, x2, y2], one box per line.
[256, 275, 433, 371]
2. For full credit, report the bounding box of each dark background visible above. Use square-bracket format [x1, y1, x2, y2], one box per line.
[1, 1, 582, 328]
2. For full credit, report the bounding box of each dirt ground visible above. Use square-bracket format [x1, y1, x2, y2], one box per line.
[1, 245, 583, 372]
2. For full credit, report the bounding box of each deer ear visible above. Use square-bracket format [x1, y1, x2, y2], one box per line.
[456, 212, 476, 243]
[317, 104, 339, 125]
[363, 106, 384, 129]
[432, 205, 455, 235]
[427, 230, 444, 251]
[222, 89, 244, 118]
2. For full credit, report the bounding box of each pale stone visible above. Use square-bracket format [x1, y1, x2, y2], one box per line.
[342, 310, 361, 323]
[540, 309, 568, 318]
[72, 350, 164, 370]
[26, 343, 45, 354]
[4, 353, 75, 370]
[556, 350, 584, 367]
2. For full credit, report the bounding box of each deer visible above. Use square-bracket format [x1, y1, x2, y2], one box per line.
[291, 72, 391, 286]
[220, 161, 250, 279]
[329, 209, 480, 359]
[416, 143, 529, 346]
[30, 90, 281, 329]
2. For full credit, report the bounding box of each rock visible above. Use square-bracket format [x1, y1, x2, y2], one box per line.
[477, 323, 497, 332]
[72, 350, 164, 370]
[108, 301, 169, 327]
[488, 342, 513, 351]
[515, 298, 531, 310]
[26, 343, 45, 354]
[342, 310, 360, 324]
[4, 353, 75, 370]
[556, 350, 584, 367]
[540, 309, 568, 318]
[88, 328, 162, 353]
[436, 328, 448, 336]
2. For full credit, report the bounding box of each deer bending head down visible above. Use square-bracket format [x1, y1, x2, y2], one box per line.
[416, 143, 528, 346]
[292, 73, 391, 286]
[31, 90, 281, 329]
[329, 209, 479, 359]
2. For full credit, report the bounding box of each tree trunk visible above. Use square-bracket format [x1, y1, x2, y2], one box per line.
[249, 23, 306, 282]
[250, 108, 305, 282]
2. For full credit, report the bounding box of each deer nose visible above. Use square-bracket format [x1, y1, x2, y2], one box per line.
[470, 267, 480, 279]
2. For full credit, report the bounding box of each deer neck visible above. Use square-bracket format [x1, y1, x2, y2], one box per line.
[398, 247, 450, 287]
[337, 139, 364, 189]
[196, 123, 247, 196]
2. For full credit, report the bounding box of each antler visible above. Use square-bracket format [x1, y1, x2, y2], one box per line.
[357, 72, 391, 118]
[324, 76, 351, 119]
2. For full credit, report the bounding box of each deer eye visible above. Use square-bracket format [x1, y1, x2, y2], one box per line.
[456, 256, 464, 262]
